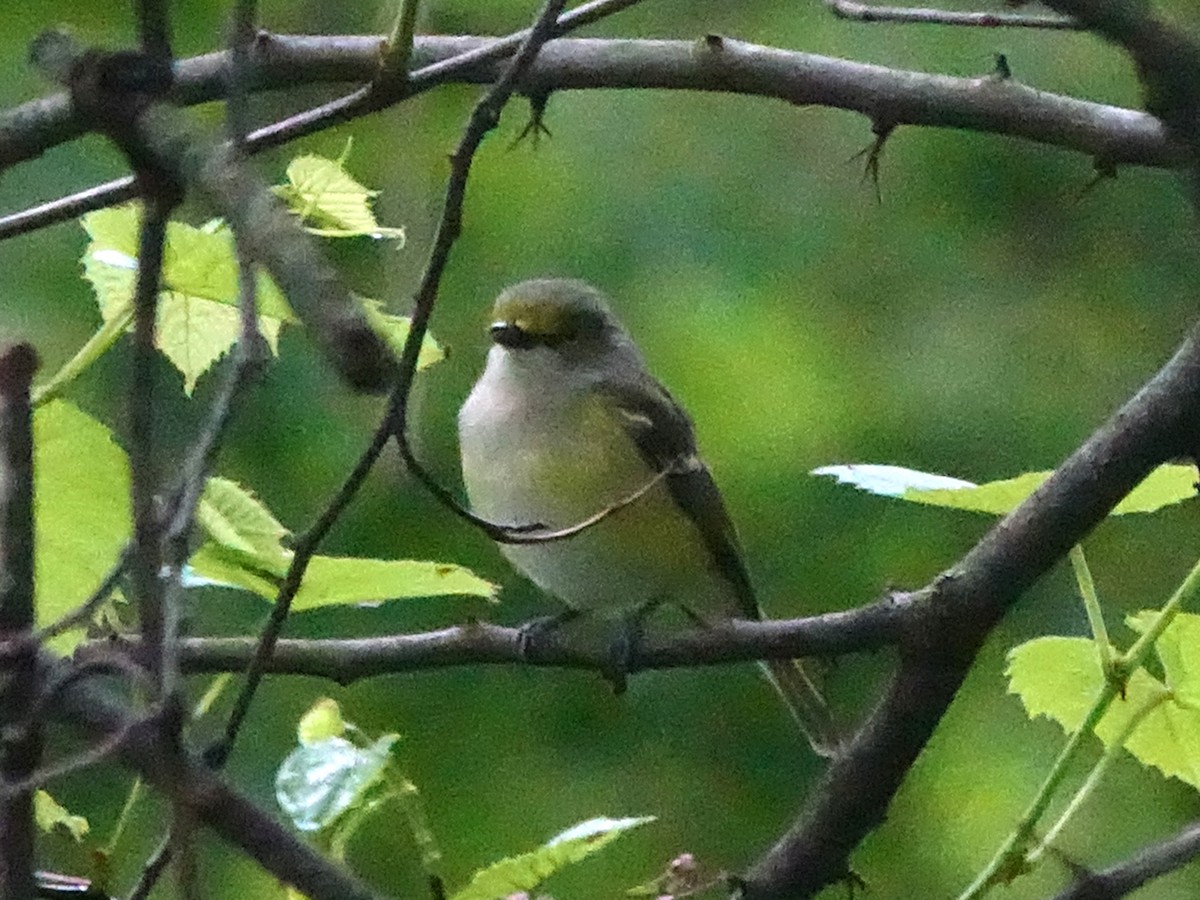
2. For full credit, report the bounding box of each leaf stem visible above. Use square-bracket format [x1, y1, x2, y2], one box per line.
[1070, 545, 1114, 670]
[31, 302, 133, 408]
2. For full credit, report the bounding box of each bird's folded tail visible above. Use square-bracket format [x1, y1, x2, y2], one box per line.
[759, 657, 843, 758]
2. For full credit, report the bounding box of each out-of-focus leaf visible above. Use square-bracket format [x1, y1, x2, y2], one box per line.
[450, 816, 654, 900]
[34, 401, 129, 653]
[298, 698, 346, 745]
[276, 733, 399, 833]
[360, 299, 444, 370]
[33, 790, 89, 842]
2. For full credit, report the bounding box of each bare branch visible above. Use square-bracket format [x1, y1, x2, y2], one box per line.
[1053, 819, 1200, 900]
[823, 0, 1077, 28]
[0, 34, 1182, 240]
[79, 599, 910, 682]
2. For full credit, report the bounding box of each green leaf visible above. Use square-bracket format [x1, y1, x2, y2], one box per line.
[34, 401, 130, 653]
[1128, 611, 1200, 711]
[298, 698, 346, 744]
[360, 299, 444, 371]
[276, 733, 398, 832]
[275, 154, 406, 241]
[197, 477, 290, 574]
[450, 816, 655, 900]
[813, 463, 1197, 516]
[81, 205, 289, 394]
[34, 790, 89, 842]
[289, 557, 496, 610]
[186, 543, 280, 598]
[1006, 636, 1200, 788]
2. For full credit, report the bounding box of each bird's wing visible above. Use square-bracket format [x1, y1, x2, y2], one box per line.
[595, 375, 761, 620]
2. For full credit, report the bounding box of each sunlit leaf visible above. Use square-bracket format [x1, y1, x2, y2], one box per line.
[450, 816, 654, 900]
[1006, 636, 1200, 787]
[813, 463, 1197, 516]
[81, 205, 290, 394]
[197, 477, 290, 574]
[276, 154, 406, 241]
[276, 734, 398, 832]
[34, 790, 89, 842]
[1128, 610, 1200, 711]
[289, 557, 496, 610]
[298, 698, 345, 745]
[34, 401, 129, 653]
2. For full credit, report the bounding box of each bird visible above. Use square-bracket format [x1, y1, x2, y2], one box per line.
[457, 278, 841, 757]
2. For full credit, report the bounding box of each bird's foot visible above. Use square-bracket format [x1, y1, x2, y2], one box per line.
[603, 603, 658, 696]
[516, 608, 580, 661]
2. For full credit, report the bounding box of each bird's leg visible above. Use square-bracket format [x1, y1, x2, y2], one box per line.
[516, 607, 581, 661]
[603, 600, 660, 696]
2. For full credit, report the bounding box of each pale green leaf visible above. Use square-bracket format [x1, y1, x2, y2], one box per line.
[298, 698, 345, 744]
[81, 205, 291, 394]
[450, 816, 655, 900]
[197, 477, 290, 574]
[187, 543, 281, 599]
[289, 557, 496, 610]
[276, 734, 398, 832]
[814, 463, 1197, 517]
[277, 155, 405, 241]
[34, 401, 130, 653]
[34, 790, 89, 842]
[1007, 636, 1200, 788]
[360, 300, 444, 370]
[1128, 610, 1200, 711]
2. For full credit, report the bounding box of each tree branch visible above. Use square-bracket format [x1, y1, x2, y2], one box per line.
[0, 344, 39, 900]
[1053, 819, 1200, 900]
[0, 35, 1182, 240]
[738, 322, 1200, 897]
[76, 600, 908, 682]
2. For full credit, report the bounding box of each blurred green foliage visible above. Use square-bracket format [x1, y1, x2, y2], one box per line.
[5, 1, 1200, 898]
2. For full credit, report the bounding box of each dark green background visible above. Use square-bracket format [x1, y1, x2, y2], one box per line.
[3, 1, 1200, 897]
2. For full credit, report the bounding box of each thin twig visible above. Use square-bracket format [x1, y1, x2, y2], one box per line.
[824, 0, 1077, 28]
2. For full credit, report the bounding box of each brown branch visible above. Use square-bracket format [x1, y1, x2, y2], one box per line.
[737, 324, 1200, 898]
[81, 600, 909, 682]
[1053, 819, 1200, 900]
[0, 34, 1183, 240]
[823, 0, 1077, 28]
[0, 343, 40, 900]
[37, 653, 381, 900]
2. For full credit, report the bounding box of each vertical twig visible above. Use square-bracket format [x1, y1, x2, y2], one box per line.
[0, 343, 40, 900]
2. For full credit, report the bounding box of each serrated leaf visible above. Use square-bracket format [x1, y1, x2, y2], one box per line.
[360, 300, 444, 370]
[813, 463, 1197, 517]
[1127, 610, 1200, 711]
[450, 816, 654, 900]
[81, 205, 291, 394]
[34, 790, 89, 842]
[298, 698, 345, 744]
[276, 734, 398, 832]
[34, 401, 130, 653]
[289, 557, 496, 610]
[276, 154, 405, 241]
[197, 477, 290, 574]
[1007, 636, 1200, 788]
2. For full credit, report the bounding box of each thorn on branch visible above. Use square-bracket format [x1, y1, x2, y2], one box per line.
[1075, 158, 1118, 201]
[851, 121, 894, 203]
[993, 53, 1013, 81]
[509, 91, 553, 150]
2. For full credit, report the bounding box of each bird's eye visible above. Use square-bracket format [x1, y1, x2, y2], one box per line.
[490, 321, 539, 349]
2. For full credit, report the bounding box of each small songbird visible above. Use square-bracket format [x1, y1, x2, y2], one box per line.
[458, 279, 840, 757]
